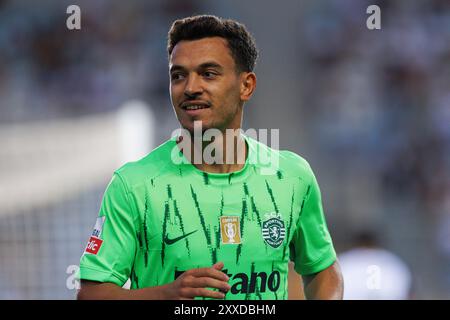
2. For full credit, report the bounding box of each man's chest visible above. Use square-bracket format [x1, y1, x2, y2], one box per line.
[132, 174, 308, 264]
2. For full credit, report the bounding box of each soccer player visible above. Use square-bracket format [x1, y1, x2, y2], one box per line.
[77, 15, 343, 300]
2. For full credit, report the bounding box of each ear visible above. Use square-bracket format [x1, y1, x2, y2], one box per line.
[239, 72, 257, 102]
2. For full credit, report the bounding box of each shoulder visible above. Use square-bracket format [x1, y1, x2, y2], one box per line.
[246, 135, 315, 181]
[279, 149, 314, 179]
[114, 138, 175, 189]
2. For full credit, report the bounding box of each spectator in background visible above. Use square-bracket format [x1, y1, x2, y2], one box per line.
[338, 230, 413, 299]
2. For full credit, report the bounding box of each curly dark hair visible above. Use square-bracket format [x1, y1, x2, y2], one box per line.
[167, 15, 258, 73]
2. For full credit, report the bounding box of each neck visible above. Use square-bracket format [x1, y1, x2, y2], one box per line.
[177, 129, 248, 174]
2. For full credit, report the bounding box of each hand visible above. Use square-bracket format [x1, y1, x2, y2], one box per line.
[163, 261, 231, 300]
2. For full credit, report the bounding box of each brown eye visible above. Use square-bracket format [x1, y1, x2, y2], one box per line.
[171, 73, 184, 81]
[203, 71, 217, 79]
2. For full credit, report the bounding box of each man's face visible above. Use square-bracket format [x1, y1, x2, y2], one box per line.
[169, 37, 244, 133]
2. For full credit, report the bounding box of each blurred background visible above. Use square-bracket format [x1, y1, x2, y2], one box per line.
[0, 0, 449, 299]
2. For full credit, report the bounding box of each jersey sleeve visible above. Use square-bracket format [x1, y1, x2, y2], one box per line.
[78, 172, 137, 286]
[289, 166, 337, 275]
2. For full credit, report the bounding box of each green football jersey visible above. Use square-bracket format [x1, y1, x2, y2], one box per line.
[79, 134, 336, 300]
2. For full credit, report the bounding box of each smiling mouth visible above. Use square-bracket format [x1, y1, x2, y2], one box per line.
[181, 101, 211, 112]
[183, 104, 210, 110]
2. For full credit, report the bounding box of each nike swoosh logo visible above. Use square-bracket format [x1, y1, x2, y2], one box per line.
[164, 229, 198, 245]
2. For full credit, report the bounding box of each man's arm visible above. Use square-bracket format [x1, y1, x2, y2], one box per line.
[77, 262, 231, 300]
[302, 260, 344, 300]
[77, 281, 167, 300]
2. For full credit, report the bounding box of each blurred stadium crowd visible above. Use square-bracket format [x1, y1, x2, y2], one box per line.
[297, 0, 450, 298]
[0, 0, 449, 298]
[0, 0, 194, 124]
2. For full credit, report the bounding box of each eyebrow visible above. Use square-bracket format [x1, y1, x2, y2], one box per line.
[169, 62, 224, 73]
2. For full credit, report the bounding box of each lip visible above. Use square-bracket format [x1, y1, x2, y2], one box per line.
[180, 101, 211, 109]
[183, 107, 210, 116]
[180, 101, 211, 115]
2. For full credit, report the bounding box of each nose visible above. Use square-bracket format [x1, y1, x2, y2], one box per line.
[184, 74, 203, 98]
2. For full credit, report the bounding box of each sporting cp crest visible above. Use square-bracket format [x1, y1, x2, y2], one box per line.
[262, 212, 286, 248]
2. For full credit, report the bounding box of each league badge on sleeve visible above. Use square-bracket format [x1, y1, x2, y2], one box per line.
[84, 216, 106, 255]
[262, 212, 286, 248]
